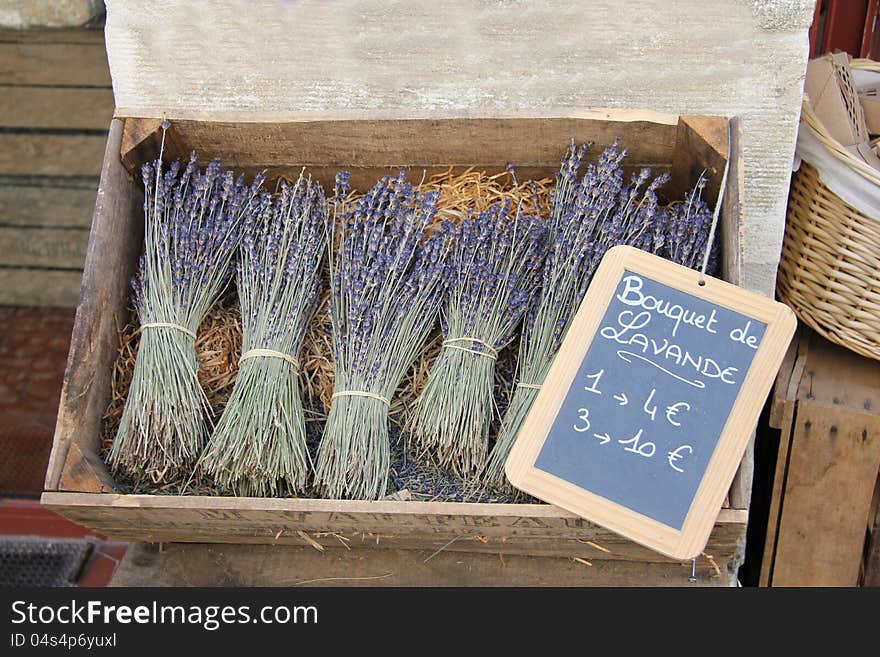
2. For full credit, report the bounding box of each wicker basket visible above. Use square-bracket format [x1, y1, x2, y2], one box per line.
[777, 109, 880, 360]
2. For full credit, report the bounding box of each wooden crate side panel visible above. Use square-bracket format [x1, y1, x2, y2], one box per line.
[770, 401, 880, 586]
[42, 492, 746, 565]
[669, 114, 729, 206]
[45, 119, 143, 490]
[110, 542, 730, 587]
[120, 114, 680, 175]
[796, 330, 880, 413]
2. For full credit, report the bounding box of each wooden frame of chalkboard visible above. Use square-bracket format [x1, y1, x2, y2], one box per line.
[505, 245, 797, 560]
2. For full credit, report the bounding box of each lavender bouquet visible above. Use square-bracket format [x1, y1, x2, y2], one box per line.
[200, 172, 327, 496]
[108, 144, 266, 484]
[409, 203, 547, 476]
[485, 140, 669, 487]
[314, 171, 450, 500]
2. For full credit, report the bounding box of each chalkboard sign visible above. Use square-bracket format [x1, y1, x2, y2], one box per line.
[505, 245, 796, 560]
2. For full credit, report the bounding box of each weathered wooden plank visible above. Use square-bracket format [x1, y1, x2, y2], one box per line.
[0, 42, 110, 86]
[111, 542, 729, 587]
[41, 490, 746, 565]
[759, 398, 796, 588]
[796, 330, 880, 414]
[865, 476, 880, 587]
[768, 328, 802, 430]
[0, 134, 105, 176]
[0, 226, 88, 268]
[120, 113, 680, 178]
[770, 401, 880, 586]
[0, 29, 105, 45]
[43, 119, 143, 488]
[0, 184, 97, 228]
[0, 86, 113, 129]
[0, 267, 82, 307]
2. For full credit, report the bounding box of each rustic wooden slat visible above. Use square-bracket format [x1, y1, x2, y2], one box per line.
[0, 29, 105, 45]
[0, 267, 82, 307]
[865, 476, 880, 586]
[0, 226, 88, 268]
[110, 542, 729, 587]
[0, 134, 105, 176]
[720, 116, 755, 512]
[0, 86, 113, 129]
[120, 114, 681, 178]
[796, 331, 880, 413]
[770, 401, 880, 586]
[41, 491, 746, 566]
[0, 184, 97, 228]
[0, 42, 110, 86]
[43, 119, 143, 488]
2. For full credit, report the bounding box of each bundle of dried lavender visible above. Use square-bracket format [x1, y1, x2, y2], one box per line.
[409, 203, 547, 476]
[200, 172, 327, 496]
[314, 171, 450, 500]
[108, 142, 265, 484]
[485, 140, 669, 488]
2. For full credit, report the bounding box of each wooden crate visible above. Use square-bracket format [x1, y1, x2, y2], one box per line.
[42, 110, 749, 583]
[761, 326, 880, 586]
[0, 27, 114, 307]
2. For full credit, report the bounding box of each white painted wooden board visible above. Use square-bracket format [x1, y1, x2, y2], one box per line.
[103, 0, 813, 298]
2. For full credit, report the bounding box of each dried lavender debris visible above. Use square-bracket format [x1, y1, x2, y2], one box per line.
[200, 171, 327, 496]
[108, 136, 266, 484]
[485, 139, 669, 488]
[409, 202, 547, 476]
[314, 171, 452, 500]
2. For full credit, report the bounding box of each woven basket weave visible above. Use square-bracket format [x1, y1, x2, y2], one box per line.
[777, 158, 880, 360]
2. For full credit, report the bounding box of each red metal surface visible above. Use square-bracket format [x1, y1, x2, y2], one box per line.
[0, 498, 104, 540]
[813, 0, 871, 57]
[860, 0, 880, 58]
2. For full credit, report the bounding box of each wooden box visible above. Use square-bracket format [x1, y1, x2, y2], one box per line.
[761, 326, 880, 586]
[42, 110, 748, 582]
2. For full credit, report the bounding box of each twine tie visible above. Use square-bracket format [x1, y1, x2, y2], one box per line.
[140, 322, 196, 339]
[441, 336, 499, 360]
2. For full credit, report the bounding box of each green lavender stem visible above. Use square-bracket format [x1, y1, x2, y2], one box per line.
[410, 345, 496, 476]
[314, 394, 391, 500]
[108, 327, 208, 483]
[200, 356, 308, 496]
